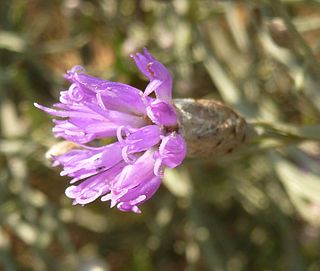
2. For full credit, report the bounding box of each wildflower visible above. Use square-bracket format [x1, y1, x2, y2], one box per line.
[34, 48, 187, 213]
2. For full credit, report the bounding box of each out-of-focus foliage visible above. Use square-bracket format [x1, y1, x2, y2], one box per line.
[1, 0, 320, 270]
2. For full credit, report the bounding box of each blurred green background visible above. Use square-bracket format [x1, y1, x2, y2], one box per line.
[2, 0, 320, 270]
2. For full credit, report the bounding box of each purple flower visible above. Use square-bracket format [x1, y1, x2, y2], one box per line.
[34, 48, 187, 214]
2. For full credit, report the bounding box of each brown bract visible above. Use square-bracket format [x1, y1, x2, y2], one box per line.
[174, 99, 252, 158]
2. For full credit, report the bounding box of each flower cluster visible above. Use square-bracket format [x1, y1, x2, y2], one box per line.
[35, 49, 187, 213]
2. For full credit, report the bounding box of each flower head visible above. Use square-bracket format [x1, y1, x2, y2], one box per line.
[35, 48, 187, 214]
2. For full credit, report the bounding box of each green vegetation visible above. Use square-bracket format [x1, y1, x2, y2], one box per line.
[1, 0, 320, 270]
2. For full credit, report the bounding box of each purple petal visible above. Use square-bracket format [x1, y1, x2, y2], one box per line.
[117, 175, 161, 203]
[95, 83, 146, 114]
[116, 175, 162, 213]
[131, 48, 166, 81]
[35, 94, 147, 144]
[131, 48, 173, 102]
[66, 162, 126, 205]
[118, 125, 162, 163]
[51, 119, 117, 144]
[144, 80, 162, 97]
[157, 132, 187, 168]
[84, 102, 146, 128]
[35, 102, 108, 122]
[55, 142, 123, 180]
[111, 149, 157, 191]
[67, 83, 86, 102]
[64, 65, 86, 81]
[146, 100, 177, 126]
[52, 120, 95, 144]
[66, 68, 146, 114]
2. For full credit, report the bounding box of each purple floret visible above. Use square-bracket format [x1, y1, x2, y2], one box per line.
[35, 48, 187, 214]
